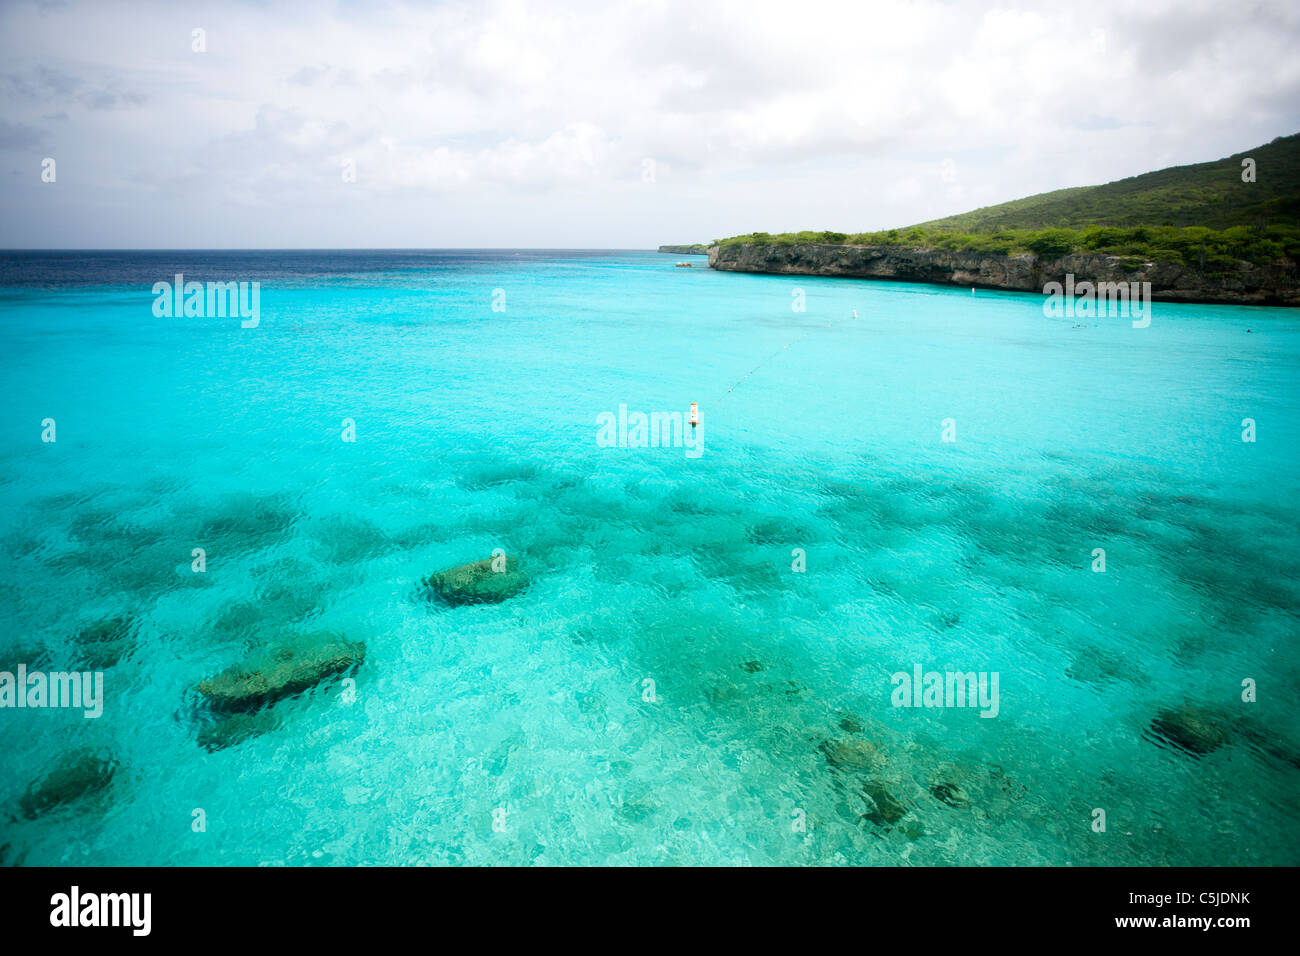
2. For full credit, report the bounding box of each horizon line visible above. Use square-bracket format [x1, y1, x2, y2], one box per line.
[0, 247, 697, 253]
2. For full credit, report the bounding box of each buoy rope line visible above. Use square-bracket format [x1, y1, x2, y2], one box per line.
[712, 309, 862, 407]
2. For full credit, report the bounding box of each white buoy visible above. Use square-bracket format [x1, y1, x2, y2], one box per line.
[689, 402, 699, 427]
[852, 309, 858, 319]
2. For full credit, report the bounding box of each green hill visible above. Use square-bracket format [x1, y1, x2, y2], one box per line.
[916, 133, 1300, 232]
[716, 133, 1300, 270]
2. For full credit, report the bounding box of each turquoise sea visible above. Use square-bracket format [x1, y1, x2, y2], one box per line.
[0, 249, 1297, 866]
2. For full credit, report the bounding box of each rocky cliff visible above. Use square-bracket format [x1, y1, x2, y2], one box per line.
[708, 243, 1300, 306]
[658, 244, 709, 255]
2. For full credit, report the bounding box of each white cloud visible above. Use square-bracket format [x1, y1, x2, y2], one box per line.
[0, 0, 1297, 246]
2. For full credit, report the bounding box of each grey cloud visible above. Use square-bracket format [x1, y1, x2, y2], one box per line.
[1, 64, 145, 110]
[0, 119, 48, 150]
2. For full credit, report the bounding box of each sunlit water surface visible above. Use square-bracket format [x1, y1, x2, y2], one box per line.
[0, 250, 1297, 866]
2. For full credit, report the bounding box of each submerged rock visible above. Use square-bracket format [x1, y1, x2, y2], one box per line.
[420, 555, 528, 606]
[1065, 645, 1127, 685]
[928, 762, 973, 808]
[897, 820, 926, 841]
[213, 583, 320, 637]
[618, 800, 656, 823]
[2, 643, 50, 669]
[821, 737, 887, 773]
[708, 678, 803, 706]
[196, 710, 283, 751]
[74, 616, 136, 669]
[1149, 706, 1229, 756]
[1236, 723, 1300, 772]
[456, 463, 540, 491]
[705, 681, 746, 705]
[930, 781, 971, 808]
[0, 842, 28, 867]
[983, 764, 1029, 817]
[197, 635, 365, 713]
[862, 781, 908, 827]
[21, 748, 118, 819]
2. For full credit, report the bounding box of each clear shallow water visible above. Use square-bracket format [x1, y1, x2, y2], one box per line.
[0, 249, 1297, 866]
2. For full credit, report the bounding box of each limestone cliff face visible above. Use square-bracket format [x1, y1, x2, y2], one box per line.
[707, 243, 1300, 306]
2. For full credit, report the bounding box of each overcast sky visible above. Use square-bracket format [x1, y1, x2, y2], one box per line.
[2, 0, 1298, 248]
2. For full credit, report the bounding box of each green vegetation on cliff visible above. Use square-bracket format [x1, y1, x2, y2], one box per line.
[716, 133, 1300, 270]
[917, 133, 1300, 232]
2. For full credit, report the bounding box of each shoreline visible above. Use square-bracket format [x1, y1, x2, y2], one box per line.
[708, 242, 1300, 307]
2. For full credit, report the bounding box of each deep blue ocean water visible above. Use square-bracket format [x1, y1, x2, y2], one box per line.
[0, 249, 1297, 865]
